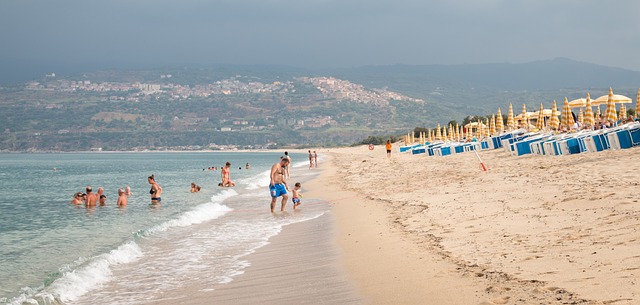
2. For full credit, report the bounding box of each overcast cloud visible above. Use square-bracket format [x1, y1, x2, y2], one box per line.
[1, 0, 639, 71]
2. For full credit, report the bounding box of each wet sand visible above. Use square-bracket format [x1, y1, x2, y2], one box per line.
[152, 210, 361, 305]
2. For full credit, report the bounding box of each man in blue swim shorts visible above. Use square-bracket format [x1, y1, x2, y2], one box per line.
[269, 157, 290, 213]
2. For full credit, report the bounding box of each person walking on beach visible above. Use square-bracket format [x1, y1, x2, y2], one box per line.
[221, 162, 236, 187]
[386, 140, 392, 158]
[308, 150, 314, 169]
[85, 186, 98, 206]
[269, 157, 290, 213]
[116, 189, 128, 207]
[148, 174, 162, 204]
[313, 150, 318, 168]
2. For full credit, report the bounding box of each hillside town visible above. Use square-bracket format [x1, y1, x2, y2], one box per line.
[25, 75, 423, 105]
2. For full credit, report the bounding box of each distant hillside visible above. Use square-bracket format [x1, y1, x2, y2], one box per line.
[332, 58, 640, 91]
[1, 58, 639, 151]
[328, 58, 640, 117]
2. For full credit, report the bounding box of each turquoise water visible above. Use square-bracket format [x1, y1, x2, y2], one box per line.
[0, 152, 323, 305]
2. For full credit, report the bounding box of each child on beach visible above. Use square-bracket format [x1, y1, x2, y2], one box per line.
[292, 182, 302, 210]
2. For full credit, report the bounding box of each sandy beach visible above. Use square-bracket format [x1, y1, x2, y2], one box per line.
[313, 144, 640, 305]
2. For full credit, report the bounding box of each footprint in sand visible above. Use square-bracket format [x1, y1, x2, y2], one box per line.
[488, 296, 510, 304]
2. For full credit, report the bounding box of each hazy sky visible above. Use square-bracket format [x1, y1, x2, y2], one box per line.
[1, 0, 639, 71]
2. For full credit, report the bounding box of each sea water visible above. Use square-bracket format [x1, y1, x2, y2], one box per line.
[0, 152, 323, 305]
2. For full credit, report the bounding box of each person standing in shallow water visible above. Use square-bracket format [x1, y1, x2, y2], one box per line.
[269, 157, 290, 213]
[85, 186, 98, 207]
[148, 174, 162, 204]
[308, 150, 314, 169]
[221, 162, 236, 187]
[117, 189, 128, 207]
[313, 150, 318, 168]
[284, 151, 291, 179]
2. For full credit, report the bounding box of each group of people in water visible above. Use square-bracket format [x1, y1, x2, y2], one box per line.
[69, 152, 315, 213]
[69, 185, 131, 207]
[69, 175, 160, 207]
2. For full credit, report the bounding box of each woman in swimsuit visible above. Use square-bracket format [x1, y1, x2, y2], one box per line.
[221, 162, 236, 187]
[148, 174, 163, 204]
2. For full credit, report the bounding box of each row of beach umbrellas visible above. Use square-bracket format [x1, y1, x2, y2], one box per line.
[406, 88, 640, 144]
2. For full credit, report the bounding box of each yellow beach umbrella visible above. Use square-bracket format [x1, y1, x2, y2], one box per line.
[568, 98, 587, 108]
[458, 124, 463, 141]
[495, 108, 504, 133]
[593, 87, 632, 105]
[536, 104, 545, 130]
[636, 88, 640, 119]
[507, 103, 515, 130]
[490, 114, 496, 136]
[521, 104, 530, 130]
[584, 93, 594, 128]
[605, 88, 618, 122]
[435, 123, 441, 141]
[561, 97, 573, 130]
[620, 104, 627, 118]
[483, 118, 489, 138]
[578, 109, 584, 124]
[548, 100, 559, 130]
[596, 104, 601, 119]
[442, 126, 448, 141]
[453, 124, 458, 141]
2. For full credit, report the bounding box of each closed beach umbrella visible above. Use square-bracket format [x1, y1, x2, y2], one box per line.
[561, 97, 573, 130]
[620, 103, 627, 119]
[596, 105, 601, 119]
[507, 103, 515, 130]
[605, 88, 618, 122]
[490, 114, 496, 135]
[484, 118, 490, 138]
[536, 104, 545, 130]
[548, 100, 560, 130]
[436, 123, 442, 141]
[458, 124, 463, 141]
[495, 108, 504, 133]
[520, 104, 528, 129]
[584, 93, 594, 128]
[578, 109, 584, 124]
[636, 88, 640, 119]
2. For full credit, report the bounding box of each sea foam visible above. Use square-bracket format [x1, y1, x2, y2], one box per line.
[11, 241, 142, 305]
